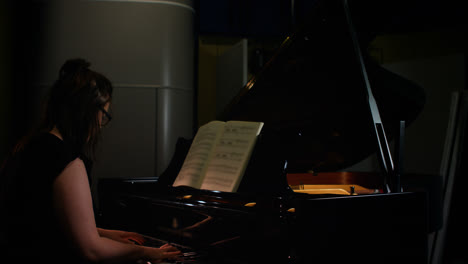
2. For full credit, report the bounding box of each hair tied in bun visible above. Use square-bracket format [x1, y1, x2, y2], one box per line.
[59, 58, 91, 79]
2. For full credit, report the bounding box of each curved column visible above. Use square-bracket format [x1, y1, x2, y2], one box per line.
[38, 0, 195, 178]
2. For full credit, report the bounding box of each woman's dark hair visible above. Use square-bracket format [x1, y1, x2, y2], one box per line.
[40, 58, 113, 160]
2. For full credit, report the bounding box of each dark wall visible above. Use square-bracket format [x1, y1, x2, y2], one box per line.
[198, 0, 468, 38]
[0, 1, 49, 163]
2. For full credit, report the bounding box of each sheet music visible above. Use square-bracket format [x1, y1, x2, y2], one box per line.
[173, 121, 225, 188]
[200, 122, 262, 192]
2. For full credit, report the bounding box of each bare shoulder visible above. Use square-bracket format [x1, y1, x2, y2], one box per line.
[64, 157, 86, 171]
[53, 157, 93, 216]
[55, 157, 88, 186]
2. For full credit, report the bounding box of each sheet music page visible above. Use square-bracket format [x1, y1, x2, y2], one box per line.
[200, 121, 263, 192]
[173, 121, 225, 188]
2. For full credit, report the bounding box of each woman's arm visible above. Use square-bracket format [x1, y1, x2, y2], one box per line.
[53, 158, 180, 263]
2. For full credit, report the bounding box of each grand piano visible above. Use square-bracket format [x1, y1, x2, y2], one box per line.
[97, 0, 429, 263]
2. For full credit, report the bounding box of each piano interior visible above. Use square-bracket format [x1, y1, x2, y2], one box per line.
[98, 0, 432, 263]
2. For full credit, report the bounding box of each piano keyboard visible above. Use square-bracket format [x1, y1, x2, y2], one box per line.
[140, 235, 205, 264]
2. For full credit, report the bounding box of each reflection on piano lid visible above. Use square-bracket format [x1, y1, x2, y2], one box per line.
[221, 0, 425, 174]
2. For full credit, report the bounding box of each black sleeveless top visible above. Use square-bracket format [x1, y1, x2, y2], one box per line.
[0, 133, 89, 263]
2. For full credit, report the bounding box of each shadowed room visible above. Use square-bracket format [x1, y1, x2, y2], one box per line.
[1, 0, 467, 263]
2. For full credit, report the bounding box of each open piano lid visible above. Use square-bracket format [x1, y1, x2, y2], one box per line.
[221, 0, 425, 175]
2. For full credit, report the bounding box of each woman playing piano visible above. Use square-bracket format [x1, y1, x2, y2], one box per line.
[0, 59, 180, 263]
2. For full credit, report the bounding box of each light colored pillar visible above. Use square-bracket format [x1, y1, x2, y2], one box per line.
[37, 0, 195, 178]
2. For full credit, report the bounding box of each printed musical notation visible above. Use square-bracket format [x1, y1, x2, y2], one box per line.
[173, 120, 263, 192]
